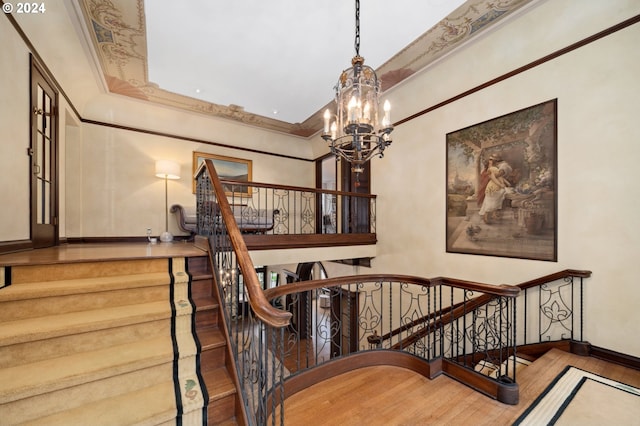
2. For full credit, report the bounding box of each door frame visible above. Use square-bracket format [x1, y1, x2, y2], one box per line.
[29, 57, 59, 248]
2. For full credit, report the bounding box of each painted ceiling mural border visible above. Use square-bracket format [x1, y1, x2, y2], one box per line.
[78, 0, 535, 137]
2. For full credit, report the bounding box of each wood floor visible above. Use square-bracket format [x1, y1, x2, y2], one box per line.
[0, 242, 206, 266]
[282, 349, 640, 426]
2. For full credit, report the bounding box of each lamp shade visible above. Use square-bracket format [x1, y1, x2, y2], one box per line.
[155, 160, 180, 180]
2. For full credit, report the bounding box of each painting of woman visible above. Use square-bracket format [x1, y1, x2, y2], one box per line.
[478, 156, 512, 224]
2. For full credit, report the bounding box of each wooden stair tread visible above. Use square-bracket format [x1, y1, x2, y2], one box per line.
[0, 336, 175, 403]
[203, 367, 236, 401]
[0, 272, 170, 302]
[193, 295, 219, 310]
[198, 327, 226, 350]
[20, 381, 178, 426]
[0, 301, 171, 346]
[190, 271, 214, 280]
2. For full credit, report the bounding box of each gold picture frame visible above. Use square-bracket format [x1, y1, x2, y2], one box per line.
[192, 151, 252, 196]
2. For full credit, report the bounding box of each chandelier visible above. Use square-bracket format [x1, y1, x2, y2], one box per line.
[322, 0, 393, 176]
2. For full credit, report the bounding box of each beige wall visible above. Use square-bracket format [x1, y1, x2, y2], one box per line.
[0, 16, 31, 241]
[65, 112, 314, 239]
[342, 0, 639, 356]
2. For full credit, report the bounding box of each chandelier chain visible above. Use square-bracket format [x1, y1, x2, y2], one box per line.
[354, 0, 360, 56]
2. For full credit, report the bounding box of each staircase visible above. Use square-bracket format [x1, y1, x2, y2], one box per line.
[0, 251, 239, 425]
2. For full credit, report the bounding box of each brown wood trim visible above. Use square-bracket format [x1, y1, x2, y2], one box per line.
[63, 233, 374, 250]
[442, 359, 519, 405]
[437, 277, 521, 296]
[394, 14, 640, 128]
[66, 236, 192, 244]
[590, 345, 640, 371]
[264, 273, 520, 301]
[570, 340, 592, 357]
[280, 351, 437, 401]
[516, 269, 592, 290]
[517, 341, 640, 371]
[0, 240, 33, 255]
[242, 233, 376, 250]
[516, 341, 572, 359]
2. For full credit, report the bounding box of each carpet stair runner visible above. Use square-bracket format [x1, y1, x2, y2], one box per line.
[0, 256, 239, 425]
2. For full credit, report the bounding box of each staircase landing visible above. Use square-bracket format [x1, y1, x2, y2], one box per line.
[0, 242, 206, 267]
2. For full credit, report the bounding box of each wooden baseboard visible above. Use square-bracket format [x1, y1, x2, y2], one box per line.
[66, 236, 192, 244]
[590, 345, 640, 370]
[281, 350, 435, 401]
[0, 240, 33, 255]
[442, 359, 519, 405]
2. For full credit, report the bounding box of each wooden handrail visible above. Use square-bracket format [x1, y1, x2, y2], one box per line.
[264, 274, 520, 300]
[201, 159, 292, 328]
[218, 178, 377, 199]
[516, 269, 592, 290]
[263, 273, 520, 352]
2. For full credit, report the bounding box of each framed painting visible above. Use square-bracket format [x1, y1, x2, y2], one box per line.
[445, 99, 557, 261]
[192, 151, 252, 196]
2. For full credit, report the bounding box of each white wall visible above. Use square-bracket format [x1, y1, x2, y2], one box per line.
[363, 0, 640, 356]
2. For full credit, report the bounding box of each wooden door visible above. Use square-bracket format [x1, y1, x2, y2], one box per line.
[30, 61, 58, 248]
[340, 160, 371, 234]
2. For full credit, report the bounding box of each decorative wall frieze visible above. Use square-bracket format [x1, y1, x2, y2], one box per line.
[78, 0, 535, 137]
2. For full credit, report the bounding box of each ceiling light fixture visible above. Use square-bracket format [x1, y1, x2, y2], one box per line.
[322, 0, 393, 176]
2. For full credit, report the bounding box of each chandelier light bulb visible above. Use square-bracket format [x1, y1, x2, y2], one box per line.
[323, 109, 331, 133]
[382, 100, 391, 128]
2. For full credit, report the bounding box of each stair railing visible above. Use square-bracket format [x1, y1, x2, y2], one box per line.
[515, 269, 592, 356]
[195, 160, 527, 424]
[197, 160, 292, 425]
[263, 275, 521, 406]
[368, 269, 592, 385]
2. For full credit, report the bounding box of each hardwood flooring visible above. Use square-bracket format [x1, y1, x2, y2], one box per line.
[0, 242, 206, 266]
[282, 349, 640, 426]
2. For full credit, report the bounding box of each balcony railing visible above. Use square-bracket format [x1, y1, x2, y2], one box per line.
[195, 169, 374, 237]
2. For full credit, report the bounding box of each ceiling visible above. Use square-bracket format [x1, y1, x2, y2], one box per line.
[77, 0, 535, 136]
[144, 0, 467, 125]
